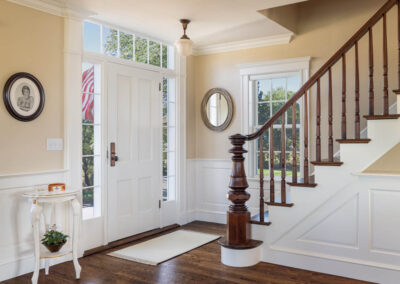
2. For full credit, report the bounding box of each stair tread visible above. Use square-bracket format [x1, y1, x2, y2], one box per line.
[266, 201, 294, 207]
[336, 139, 371, 144]
[287, 176, 317, 187]
[311, 159, 343, 166]
[364, 114, 400, 120]
[250, 211, 271, 226]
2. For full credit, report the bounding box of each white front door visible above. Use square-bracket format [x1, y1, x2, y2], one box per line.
[107, 63, 162, 242]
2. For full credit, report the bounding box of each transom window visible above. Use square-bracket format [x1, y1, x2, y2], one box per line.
[251, 72, 302, 178]
[83, 21, 174, 69]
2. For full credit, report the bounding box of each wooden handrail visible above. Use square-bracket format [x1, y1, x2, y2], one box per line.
[245, 0, 397, 141]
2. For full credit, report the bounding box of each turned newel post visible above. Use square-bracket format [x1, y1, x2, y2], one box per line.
[220, 134, 251, 246]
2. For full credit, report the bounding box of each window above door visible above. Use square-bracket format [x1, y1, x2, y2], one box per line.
[83, 21, 175, 70]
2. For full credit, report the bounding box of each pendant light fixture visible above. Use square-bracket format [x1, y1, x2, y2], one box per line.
[175, 19, 193, 56]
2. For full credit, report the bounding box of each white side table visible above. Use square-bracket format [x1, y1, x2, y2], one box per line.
[23, 189, 82, 284]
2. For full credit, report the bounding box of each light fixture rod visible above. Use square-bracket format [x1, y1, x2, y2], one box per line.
[180, 19, 191, 40]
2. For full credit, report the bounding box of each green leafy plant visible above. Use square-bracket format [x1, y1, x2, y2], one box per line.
[41, 225, 68, 246]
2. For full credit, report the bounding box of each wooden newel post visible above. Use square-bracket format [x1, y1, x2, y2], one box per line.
[219, 134, 259, 248]
[227, 134, 250, 245]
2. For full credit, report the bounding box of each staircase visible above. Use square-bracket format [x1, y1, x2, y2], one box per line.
[219, 0, 400, 282]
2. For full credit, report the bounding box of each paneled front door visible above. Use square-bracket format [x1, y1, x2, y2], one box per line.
[107, 63, 162, 242]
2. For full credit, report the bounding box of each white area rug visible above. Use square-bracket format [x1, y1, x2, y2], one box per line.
[107, 230, 220, 265]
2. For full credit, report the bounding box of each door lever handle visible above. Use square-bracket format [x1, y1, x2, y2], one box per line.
[110, 142, 118, 166]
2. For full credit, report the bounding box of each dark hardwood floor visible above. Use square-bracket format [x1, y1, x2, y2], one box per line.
[4, 221, 372, 284]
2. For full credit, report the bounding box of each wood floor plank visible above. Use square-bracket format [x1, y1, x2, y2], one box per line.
[4, 221, 373, 284]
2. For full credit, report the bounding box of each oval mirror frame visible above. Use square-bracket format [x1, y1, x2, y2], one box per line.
[201, 88, 234, 132]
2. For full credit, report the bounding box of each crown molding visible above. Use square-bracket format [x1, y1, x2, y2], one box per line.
[7, 0, 95, 19]
[193, 33, 294, 56]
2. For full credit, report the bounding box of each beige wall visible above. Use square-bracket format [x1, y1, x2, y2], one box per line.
[187, 0, 398, 161]
[0, 1, 64, 174]
[364, 143, 400, 174]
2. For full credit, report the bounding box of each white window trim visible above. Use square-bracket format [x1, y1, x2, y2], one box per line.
[239, 57, 311, 181]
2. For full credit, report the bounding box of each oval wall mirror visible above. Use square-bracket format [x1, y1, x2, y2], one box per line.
[201, 88, 233, 132]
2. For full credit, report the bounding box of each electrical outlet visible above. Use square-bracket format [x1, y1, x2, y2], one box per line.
[47, 138, 63, 151]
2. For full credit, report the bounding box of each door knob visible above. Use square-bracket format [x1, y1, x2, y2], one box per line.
[110, 142, 118, 167]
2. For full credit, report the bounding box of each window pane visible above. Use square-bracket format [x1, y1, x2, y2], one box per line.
[82, 157, 94, 187]
[163, 127, 167, 152]
[103, 26, 118, 56]
[273, 128, 281, 151]
[83, 22, 101, 53]
[287, 75, 301, 98]
[286, 127, 300, 151]
[257, 102, 270, 125]
[257, 80, 271, 102]
[272, 102, 285, 124]
[256, 131, 269, 153]
[271, 78, 286, 100]
[162, 45, 168, 68]
[82, 93, 94, 123]
[287, 102, 300, 126]
[163, 152, 167, 176]
[162, 177, 168, 201]
[149, 41, 161, 66]
[256, 152, 270, 175]
[82, 124, 94, 155]
[135, 37, 148, 63]
[120, 32, 133, 60]
[83, 187, 94, 208]
[285, 152, 300, 176]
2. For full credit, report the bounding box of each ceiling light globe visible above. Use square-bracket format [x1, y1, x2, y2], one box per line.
[175, 38, 193, 56]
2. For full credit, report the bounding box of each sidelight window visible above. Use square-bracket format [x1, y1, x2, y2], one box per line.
[81, 62, 102, 219]
[162, 78, 176, 201]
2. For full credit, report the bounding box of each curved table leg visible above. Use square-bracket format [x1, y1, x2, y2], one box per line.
[31, 201, 43, 284]
[71, 198, 82, 279]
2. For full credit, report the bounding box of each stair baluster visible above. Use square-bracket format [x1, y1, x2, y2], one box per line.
[342, 54, 347, 139]
[259, 135, 265, 222]
[328, 68, 334, 161]
[281, 114, 286, 204]
[355, 42, 361, 139]
[383, 13, 389, 115]
[304, 92, 309, 184]
[292, 104, 297, 184]
[369, 28, 375, 115]
[316, 79, 321, 162]
[269, 127, 275, 203]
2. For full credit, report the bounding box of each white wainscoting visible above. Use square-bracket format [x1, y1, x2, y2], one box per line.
[0, 169, 70, 281]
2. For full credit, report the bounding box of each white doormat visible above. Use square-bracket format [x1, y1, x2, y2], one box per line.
[107, 230, 220, 265]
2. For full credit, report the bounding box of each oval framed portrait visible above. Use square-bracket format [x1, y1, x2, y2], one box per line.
[3, 73, 45, 122]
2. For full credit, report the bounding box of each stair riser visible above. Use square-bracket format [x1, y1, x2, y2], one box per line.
[340, 119, 400, 171]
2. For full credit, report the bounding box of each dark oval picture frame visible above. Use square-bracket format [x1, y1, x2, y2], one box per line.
[3, 72, 45, 122]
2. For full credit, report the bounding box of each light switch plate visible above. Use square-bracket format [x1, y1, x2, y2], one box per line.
[47, 138, 63, 151]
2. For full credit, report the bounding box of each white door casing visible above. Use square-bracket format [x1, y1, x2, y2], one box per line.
[107, 63, 162, 242]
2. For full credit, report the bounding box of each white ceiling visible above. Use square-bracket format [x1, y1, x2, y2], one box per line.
[44, 0, 307, 46]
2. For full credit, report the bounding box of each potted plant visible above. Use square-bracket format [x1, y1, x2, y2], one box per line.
[41, 225, 68, 253]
